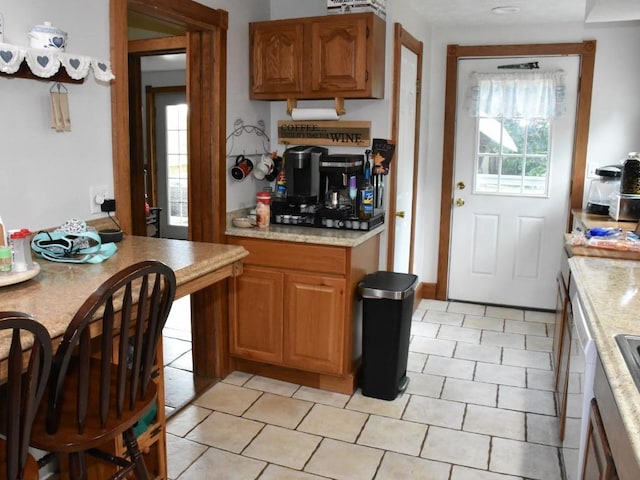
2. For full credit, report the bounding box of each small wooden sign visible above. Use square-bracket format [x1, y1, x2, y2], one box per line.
[278, 120, 371, 147]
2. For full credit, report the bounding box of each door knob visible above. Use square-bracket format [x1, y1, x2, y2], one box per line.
[396, 211, 405, 218]
[455, 198, 465, 207]
[456, 181, 466, 190]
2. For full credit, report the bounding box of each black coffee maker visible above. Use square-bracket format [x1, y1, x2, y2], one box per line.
[317, 153, 364, 219]
[282, 145, 328, 204]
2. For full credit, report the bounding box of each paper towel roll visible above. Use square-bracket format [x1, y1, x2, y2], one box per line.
[290, 108, 339, 121]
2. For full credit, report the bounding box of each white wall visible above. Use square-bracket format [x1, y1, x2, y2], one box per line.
[195, 0, 272, 212]
[0, 1, 112, 231]
[417, 21, 640, 285]
[0, 0, 271, 232]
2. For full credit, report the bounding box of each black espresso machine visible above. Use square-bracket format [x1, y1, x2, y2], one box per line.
[271, 147, 384, 230]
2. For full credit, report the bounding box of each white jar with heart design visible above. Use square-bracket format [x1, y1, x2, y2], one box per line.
[28, 21, 67, 51]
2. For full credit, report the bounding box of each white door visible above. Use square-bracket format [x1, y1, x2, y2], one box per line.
[393, 45, 419, 273]
[155, 91, 188, 240]
[448, 56, 579, 309]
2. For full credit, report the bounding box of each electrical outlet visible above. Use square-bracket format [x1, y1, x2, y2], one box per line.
[89, 185, 108, 214]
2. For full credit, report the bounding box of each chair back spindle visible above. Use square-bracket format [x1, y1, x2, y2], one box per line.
[0, 312, 53, 480]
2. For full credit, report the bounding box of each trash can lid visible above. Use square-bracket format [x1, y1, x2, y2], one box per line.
[358, 271, 418, 300]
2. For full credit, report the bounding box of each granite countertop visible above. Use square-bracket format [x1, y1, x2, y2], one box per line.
[0, 235, 248, 347]
[226, 221, 385, 248]
[569, 255, 640, 466]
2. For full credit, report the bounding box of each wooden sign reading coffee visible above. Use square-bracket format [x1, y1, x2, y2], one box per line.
[278, 121, 371, 146]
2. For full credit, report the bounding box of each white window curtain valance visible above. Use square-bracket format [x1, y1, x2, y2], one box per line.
[464, 70, 566, 119]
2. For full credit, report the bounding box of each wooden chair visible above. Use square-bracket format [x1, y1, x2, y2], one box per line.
[0, 312, 53, 480]
[30, 260, 176, 479]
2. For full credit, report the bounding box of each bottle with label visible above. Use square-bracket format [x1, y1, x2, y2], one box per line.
[359, 160, 374, 220]
[0, 246, 11, 272]
[275, 157, 287, 199]
[621, 152, 640, 195]
[256, 191, 271, 228]
[275, 170, 287, 199]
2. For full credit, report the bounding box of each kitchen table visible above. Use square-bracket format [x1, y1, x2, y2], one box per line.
[0, 234, 248, 479]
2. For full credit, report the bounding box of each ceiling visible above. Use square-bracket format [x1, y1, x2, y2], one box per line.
[404, 0, 640, 25]
[135, 0, 640, 72]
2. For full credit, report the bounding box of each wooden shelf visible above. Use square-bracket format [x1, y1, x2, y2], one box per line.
[0, 59, 84, 84]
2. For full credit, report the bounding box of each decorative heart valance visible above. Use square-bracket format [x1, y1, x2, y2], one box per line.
[0, 42, 114, 82]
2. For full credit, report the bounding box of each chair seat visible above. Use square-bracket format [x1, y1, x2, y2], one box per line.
[30, 357, 158, 454]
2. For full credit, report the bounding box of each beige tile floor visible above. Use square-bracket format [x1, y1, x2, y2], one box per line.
[162, 299, 564, 480]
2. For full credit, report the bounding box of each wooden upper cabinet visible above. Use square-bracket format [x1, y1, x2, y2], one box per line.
[310, 16, 368, 94]
[250, 22, 304, 95]
[250, 12, 385, 100]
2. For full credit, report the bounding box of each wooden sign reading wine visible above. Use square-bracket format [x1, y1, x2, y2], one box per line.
[277, 121, 371, 146]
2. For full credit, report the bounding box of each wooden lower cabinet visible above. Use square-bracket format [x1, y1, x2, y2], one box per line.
[556, 282, 572, 440]
[228, 235, 380, 394]
[594, 358, 640, 480]
[284, 272, 345, 374]
[583, 399, 618, 480]
[554, 248, 572, 440]
[232, 266, 284, 364]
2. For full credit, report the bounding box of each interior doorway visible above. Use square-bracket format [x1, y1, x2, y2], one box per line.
[111, 0, 231, 391]
[436, 41, 597, 303]
[388, 24, 423, 273]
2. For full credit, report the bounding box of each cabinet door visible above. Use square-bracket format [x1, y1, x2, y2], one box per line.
[557, 303, 572, 440]
[583, 399, 618, 480]
[284, 272, 345, 375]
[310, 16, 368, 94]
[230, 266, 284, 364]
[553, 274, 569, 389]
[250, 22, 304, 96]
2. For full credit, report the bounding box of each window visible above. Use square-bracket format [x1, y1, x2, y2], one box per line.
[465, 70, 562, 197]
[475, 117, 551, 196]
[165, 104, 188, 227]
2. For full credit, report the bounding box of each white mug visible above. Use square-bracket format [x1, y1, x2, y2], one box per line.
[253, 155, 274, 180]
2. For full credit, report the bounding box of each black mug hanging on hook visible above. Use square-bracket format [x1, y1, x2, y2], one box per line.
[231, 155, 254, 181]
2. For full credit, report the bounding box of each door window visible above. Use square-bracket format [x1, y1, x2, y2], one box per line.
[475, 117, 551, 196]
[165, 103, 188, 227]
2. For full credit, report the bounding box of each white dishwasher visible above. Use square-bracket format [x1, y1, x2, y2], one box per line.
[561, 287, 597, 480]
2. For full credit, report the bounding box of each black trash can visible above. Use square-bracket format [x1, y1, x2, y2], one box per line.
[358, 271, 418, 400]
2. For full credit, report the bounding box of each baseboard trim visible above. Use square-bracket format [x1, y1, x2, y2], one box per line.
[417, 282, 436, 300]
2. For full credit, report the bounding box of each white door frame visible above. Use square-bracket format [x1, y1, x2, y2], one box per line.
[435, 41, 597, 301]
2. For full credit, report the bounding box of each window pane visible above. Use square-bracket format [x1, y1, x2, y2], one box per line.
[502, 157, 523, 176]
[525, 156, 548, 177]
[526, 119, 550, 154]
[499, 175, 522, 193]
[502, 118, 525, 153]
[478, 118, 502, 153]
[477, 155, 499, 174]
[165, 103, 188, 227]
[473, 116, 551, 197]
